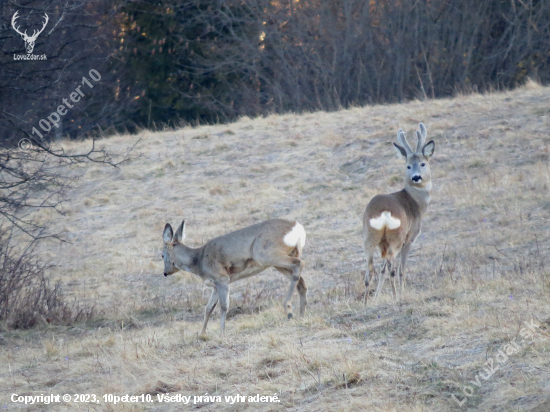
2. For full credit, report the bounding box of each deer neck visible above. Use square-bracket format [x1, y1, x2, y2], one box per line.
[404, 181, 432, 214]
[175, 245, 204, 276]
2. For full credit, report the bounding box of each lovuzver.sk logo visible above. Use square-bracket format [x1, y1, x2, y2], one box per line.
[11, 11, 48, 61]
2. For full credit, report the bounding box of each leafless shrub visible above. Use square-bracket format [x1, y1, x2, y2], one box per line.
[0, 231, 95, 329]
[0, 131, 135, 329]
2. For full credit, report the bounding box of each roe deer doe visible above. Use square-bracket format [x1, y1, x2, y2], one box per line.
[162, 219, 307, 335]
[363, 122, 435, 302]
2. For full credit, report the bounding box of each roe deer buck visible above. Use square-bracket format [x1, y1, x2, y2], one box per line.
[162, 219, 307, 335]
[363, 122, 435, 302]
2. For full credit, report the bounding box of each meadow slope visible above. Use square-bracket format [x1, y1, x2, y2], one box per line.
[2, 82, 550, 411]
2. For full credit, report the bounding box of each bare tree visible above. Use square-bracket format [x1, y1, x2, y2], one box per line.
[121, 0, 550, 123]
[0, 130, 139, 329]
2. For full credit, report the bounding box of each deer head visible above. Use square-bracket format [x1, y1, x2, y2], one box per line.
[162, 220, 196, 276]
[12, 11, 49, 54]
[393, 123, 435, 190]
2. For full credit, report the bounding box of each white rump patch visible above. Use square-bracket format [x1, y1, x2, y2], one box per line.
[284, 222, 306, 249]
[369, 211, 401, 230]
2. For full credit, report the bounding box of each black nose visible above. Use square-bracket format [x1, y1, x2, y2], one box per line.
[412, 175, 422, 182]
[164, 273, 168, 277]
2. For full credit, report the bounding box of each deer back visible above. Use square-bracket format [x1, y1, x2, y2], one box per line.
[201, 219, 298, 266]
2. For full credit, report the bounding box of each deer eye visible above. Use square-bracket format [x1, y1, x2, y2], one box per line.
[407, 165, 411, 169]
[421, 163, 426, 167]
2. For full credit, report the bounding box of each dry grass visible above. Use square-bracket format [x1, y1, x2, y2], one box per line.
[2, 83, 550, 411]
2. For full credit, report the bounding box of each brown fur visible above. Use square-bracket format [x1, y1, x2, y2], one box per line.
[365, 190, 420, 259]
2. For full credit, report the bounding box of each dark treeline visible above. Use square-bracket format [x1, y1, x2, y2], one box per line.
[0, 0, 130, 146]
[1, 0, 550, 143]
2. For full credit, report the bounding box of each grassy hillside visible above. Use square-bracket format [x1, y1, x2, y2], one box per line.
[2, 81, 550, 411]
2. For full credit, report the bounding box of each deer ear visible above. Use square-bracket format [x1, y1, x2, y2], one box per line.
[163, 224, 174, 244]
[174, 220, 186, 243]
[393, 143, 407, 159]
[422, 140, 435, 158]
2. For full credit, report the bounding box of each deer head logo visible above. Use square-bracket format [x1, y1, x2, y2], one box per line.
[11, 11, 49, 54]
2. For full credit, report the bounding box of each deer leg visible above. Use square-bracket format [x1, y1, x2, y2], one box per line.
[200, 287, 218, 335]
[275, 267, 295, 318]
[289, 258, 305, 318]
[363, 243, 376, 304]
[284, 277, 298, 319]
[373, 260, 388, 302]
[293, 247, 308, 316]
[390, 258, 397, 300]
[277, 264, 308, 316]
[217, 281, 230, 336]
[272, 257, 304, 319]
[399, 243, 412, 300]
[296, 276, 308, 316]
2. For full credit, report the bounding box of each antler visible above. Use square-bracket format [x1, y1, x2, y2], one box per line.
[11, 11, 27, 38]
[397, 129, 413, 156]
[415, 122, 427, 153]
[28, 13, 49, 41]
